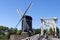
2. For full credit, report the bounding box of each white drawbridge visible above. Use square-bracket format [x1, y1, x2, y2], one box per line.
[40, 17, 58, 36]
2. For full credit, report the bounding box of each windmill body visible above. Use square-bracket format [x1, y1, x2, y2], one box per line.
[22, 15, 32, 32]
[16, 2, 33, 36]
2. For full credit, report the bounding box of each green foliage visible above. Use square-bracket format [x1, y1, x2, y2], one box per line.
[43, 29, 47, 35]
[49, 27, 59, 35]
[8, 28, 17, 34]
[19, 30, 22, 35]
[56, 27, 59, 35]
[49, 27, 53, 35]
[0, 26, 22, 39]
[0, 26, 9, 39]
[16, 30, 22, 35]
[33, 29, 41, 34]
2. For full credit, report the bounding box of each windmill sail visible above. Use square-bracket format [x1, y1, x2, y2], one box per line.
[17, 8, 22, 17]
[23, 2, 32, 16]
[15, 2, 32, 27]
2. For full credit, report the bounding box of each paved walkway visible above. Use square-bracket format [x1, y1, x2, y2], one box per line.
[22, 34, 60, 40]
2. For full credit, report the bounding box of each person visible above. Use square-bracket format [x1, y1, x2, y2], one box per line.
[52, 31, 55, 37]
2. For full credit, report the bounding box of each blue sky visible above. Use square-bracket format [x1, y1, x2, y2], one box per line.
[0, 0, 60, 30]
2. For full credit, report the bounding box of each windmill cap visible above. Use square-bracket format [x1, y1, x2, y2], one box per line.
[23, 15, 32, 20]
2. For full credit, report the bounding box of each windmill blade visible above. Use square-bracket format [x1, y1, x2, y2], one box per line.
[17, 8, 23, 17]
[15, 9, 23, 27]
[15, 2, 32, 28]
[15, 18, 22, 28]
[23, 2, 32, 16]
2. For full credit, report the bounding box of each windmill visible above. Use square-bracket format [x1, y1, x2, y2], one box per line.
[15, 2, 33, 35]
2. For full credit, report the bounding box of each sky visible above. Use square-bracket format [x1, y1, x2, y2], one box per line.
[0, 0, 60, 30]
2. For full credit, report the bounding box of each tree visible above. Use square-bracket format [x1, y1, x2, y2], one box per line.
[0, 26, 23, 39]
[0, 26, 9, 39]
[49, 27, 53, 35]
[8, 28, 18, 38]
[56, 27, 59, 36]
[16, 30, 22, 35]
[33, 29, 41, 34]
[49, 27, 59, 35]
[43, 29, 47, 35]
